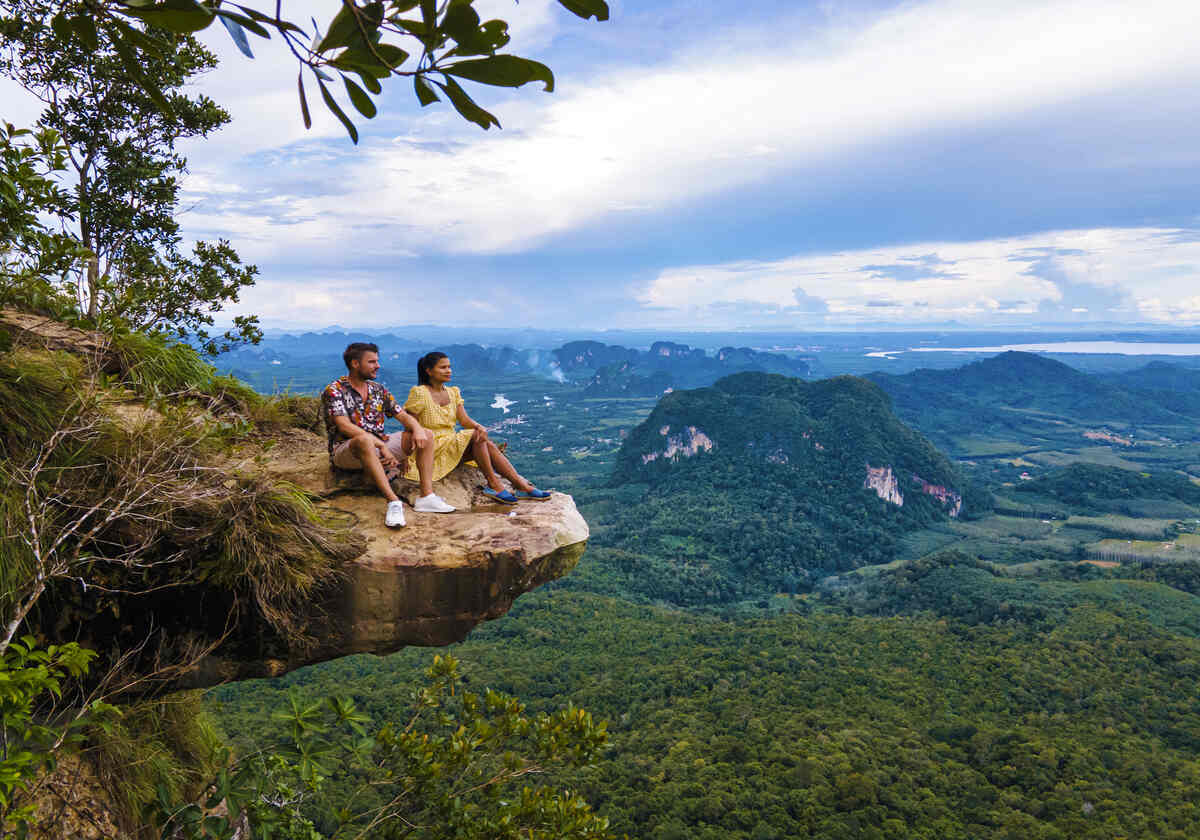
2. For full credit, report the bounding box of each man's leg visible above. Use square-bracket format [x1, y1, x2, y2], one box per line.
[350, 436, 400, 502]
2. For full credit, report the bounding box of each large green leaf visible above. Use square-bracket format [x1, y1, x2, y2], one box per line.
[105, 24, 175, 120]
[374, 42, 410, 68]
[217, 15, 254, 58]
[316, 76, 359, 143]
[330, 46, 382, 76]
[357, 71, 382, 94]
[70, 14, 99, 50]
[111, 18, 161, 52]
[446, 17, 510, 57]
[391, 17, 428, 37]
[413, 74, 439, 106]
[316, 2, 384, 52]
[214, 7, 271, 39]
[440, 2, 480, 44]
[557, 0, 610, 21]
[419, 0, 437, 29]
[297, 72, 312, 129]
[434, 76, 499, 129]
[342, 76, 377, 118]
[50, 12, 72, 43]
[444, 55, 554, 91]
[123, 0, 215, 34]
[234, 4, 306, 35]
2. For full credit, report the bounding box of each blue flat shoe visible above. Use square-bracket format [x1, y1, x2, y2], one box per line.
[481, 487, 518, 505]
[515, 488, 551, 501]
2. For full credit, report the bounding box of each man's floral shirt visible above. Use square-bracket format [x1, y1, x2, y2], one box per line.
[321, 377, 403, 455]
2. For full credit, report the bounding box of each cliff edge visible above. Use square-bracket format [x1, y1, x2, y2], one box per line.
[0, 309, 587, 690]
[200, 442, 589, 685]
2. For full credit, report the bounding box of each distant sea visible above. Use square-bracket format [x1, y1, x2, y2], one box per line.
[868, 341, 1200, 358]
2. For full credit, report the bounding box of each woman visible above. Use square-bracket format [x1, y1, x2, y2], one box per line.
[402, 351, 551, 504]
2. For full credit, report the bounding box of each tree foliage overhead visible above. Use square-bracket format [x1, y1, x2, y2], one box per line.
[0, 1, 261, 353]
[21, 0, 610, 141]
[157, 655, 611, 840]
[0, 122, 81, 306]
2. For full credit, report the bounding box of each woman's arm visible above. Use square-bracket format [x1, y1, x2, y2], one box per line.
[456, 401, 485, 431]
[455, 396, 489, 440]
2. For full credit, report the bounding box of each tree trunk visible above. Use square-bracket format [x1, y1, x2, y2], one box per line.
[78, 168, 97, 322]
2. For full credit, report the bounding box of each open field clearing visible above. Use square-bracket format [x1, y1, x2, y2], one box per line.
[1027, 447, 1147, 471]
[950, 437, 1034, 457]
[1089, 534, 1200, 563]
[1064, 515, 1175, 539]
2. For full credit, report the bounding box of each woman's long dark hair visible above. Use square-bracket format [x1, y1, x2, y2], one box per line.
[417, 351, 448, 386]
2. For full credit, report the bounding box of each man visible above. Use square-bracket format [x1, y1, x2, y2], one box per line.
[322, 342, 456, 526]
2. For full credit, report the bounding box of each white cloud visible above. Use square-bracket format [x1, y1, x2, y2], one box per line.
[178, 0, 1200, 259]
[7, 0, 1200, 330]
[641, 227, 1200, 326]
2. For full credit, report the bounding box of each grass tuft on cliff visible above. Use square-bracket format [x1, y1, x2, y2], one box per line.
[108, 329, 323, 434]
[0, 347, 88, 451]
[1, 322, 364, 672]
[83, 691, 225, 838]
[205, 480, 364, 647]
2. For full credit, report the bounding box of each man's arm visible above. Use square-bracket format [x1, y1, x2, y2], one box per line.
[332, 415, 399, 468]
[332, 414, 377, 442]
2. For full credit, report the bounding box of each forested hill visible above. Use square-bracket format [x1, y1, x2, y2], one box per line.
[1096, 360, 1200, 415]
[580, 374, 973, 605]
[865, 351, 1200, 451]
[614, 373, 957, 490]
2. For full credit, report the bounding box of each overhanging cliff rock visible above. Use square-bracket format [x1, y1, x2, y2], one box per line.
[196, 434, 590, 686]
[0, 309, 588, 690]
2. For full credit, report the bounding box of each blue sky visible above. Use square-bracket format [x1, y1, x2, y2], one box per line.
[5, 0, 1200, 330]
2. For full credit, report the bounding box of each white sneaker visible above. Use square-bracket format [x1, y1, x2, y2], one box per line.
[413, 493, 456, 513]
[385, 500, 406, 527]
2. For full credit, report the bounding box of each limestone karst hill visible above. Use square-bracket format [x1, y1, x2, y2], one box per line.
[0, 310, 587, 690]
[593, 373, 976, 604]
[616, 372, 962, 508]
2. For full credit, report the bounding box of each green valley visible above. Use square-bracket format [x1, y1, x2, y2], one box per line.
[202, 348, 1200, 839]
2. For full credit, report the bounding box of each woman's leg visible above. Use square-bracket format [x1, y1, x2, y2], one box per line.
[402, 431, 436, 497]
[482, 440, 535, 492]
[470, 430, 506, 492]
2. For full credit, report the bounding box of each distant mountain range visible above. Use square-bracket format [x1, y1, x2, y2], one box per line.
[216, 335, 811, 395]
[554, 340, 811, 395]
[865, 352, 1200, 452]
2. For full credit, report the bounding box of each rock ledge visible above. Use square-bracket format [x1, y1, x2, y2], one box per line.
[191, 430, 588, 685]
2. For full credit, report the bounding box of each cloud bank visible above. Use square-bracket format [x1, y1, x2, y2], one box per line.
[183, 0, 1200, 260]
[641, 227, 1200, 327]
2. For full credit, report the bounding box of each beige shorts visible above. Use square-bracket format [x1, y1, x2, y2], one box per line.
[331, 434, 408, 470]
